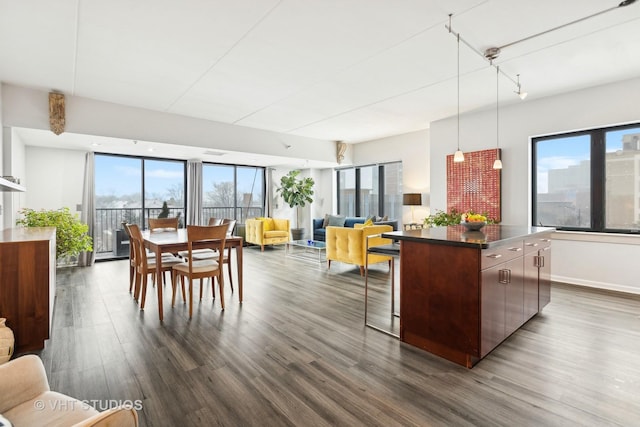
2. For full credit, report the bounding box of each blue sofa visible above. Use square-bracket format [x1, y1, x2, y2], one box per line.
[313, 216, 398, 242]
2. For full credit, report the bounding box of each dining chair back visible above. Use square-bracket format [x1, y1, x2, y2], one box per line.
[148, 217, 179, 231]
[172, 224, 228, 318]
[222, 218, 237, 236]
[207, 217, 223, 226]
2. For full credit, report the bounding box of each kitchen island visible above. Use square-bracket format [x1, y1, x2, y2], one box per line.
[383, 224, 554, 368]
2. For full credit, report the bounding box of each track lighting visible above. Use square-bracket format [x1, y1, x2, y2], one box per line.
[515, 74, 527, 100]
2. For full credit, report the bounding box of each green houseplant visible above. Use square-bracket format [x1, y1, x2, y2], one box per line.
[16, 207, 93, 264]
[424, 208, 496, 227]
[276, 170, 315, 240]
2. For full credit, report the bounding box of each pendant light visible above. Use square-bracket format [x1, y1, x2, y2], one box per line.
[493, 66, 503, 170]
[453, 28, 464, 162]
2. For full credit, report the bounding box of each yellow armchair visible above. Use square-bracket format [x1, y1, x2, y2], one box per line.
[325, 224, 393, 276]
[245, 217, 290, 251]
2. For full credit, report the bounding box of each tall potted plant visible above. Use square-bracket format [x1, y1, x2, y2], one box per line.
[16, 207, 93, 267]
[276, 170, 315, 240]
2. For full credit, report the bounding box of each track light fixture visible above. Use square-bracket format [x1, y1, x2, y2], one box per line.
[515, 74, 527, 100]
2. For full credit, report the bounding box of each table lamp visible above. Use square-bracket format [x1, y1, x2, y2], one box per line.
[403, 193, 422, 223]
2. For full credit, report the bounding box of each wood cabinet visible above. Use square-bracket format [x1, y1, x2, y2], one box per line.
[480, 246, 524, 358]
[0, 227, 56, 353]
[392, 226, 554, 368]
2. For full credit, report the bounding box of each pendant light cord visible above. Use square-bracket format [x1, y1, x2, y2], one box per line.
[457, 32, 460, 151]
[496, 65, 499, 155]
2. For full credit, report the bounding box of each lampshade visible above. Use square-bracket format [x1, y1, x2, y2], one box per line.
[403, 193, 422, 206]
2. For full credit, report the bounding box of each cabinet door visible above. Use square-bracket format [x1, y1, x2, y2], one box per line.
[504, 257, 524, 336]
[481, 265, 505, 358]
[538, 246, 551, 310]
[523, 251, 540, 320]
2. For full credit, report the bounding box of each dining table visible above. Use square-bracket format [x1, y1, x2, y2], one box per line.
[142, 228, 243, 321]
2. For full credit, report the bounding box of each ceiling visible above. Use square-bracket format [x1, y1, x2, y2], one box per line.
[1, 0, 640, 163]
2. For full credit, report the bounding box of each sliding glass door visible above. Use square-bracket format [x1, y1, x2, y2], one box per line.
[94, 154, 186, 258]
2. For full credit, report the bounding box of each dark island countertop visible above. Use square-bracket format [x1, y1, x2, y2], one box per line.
[383, 224, 555, 249]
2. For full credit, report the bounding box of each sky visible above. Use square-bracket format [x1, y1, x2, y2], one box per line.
[535, 128, 636, 193]
[95, 155, 263, 198]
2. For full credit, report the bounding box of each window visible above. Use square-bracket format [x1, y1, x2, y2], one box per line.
[144, 159, 186, 227]
[237, 166, 264, 222]
[532, 123, 640, 233]
[337, 168, 356, 216]
[95, 156, 266, 258]
[95, 154, 186, 257]
[202, 164, 265, 223]
[337, 162, 403, 218]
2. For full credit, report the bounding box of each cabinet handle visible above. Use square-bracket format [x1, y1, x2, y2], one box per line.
[508, 247, 522, 252]
[499, 269, 511, 284]
[487, 254, 502, 259]
[526, 242, 538, 247]
[534, 255, 545, 268]
[540, 238, 551, 242]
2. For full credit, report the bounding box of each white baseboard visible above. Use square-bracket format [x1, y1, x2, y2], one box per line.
[552, 274, 640, 295]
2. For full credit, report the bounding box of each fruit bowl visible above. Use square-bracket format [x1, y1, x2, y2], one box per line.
[462, 221, 486, 231]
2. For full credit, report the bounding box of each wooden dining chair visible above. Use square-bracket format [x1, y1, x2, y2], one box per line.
[148, 217, 180, 283]
[177, 219, 237, 291]
[125, 224, 182, 309]
[122, 222, 158, 294]
[172, 224, 227, 318]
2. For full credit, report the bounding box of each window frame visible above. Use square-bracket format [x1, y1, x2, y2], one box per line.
[336, 161, 402, 218]
[532, 122, 640, 234]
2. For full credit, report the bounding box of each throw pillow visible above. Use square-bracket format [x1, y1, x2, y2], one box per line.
[327, 215, 346, 227]
[382, 215, 389, 221]
[363, 218, 374, 227]
[322, 213, 330, 228]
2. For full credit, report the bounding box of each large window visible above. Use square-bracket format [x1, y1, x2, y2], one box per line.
[95, 154, 186, 257]
[337, 162, 403, 218]
[533, 123, 640, 233]
[202, 164, 265, 224]
[95, 155, 265, 259]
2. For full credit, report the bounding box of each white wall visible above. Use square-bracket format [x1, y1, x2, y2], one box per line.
[430, 76, 640, 294]
[352, 129, 430, 225]
[24, 146, 85, 213]
[2, 129, 27, 228]
[270, 166, 320, 240]
[2, 84, 337, 165]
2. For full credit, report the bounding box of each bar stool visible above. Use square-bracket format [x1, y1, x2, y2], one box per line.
[365, 234, 401, 338]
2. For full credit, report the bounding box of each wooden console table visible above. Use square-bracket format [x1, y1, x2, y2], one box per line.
[0, 227, 56, 353]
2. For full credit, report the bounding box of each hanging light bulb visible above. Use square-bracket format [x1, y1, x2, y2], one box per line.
[493, 66, 503, 170]
[453, 26, 464, 162]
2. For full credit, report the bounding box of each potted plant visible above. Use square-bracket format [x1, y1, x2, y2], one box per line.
[276, 170, 315, 240]
[16, 207, 93, 266]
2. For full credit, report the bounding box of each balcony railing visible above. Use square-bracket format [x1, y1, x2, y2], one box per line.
[95, 206, 262, 255]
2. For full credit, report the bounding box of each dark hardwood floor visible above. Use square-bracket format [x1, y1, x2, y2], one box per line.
[34, 245, 640, 426]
